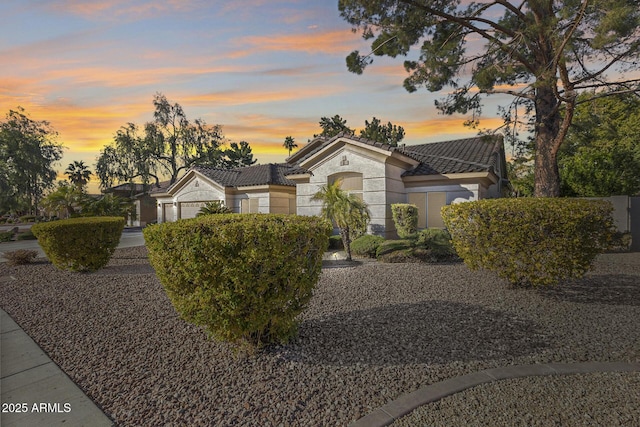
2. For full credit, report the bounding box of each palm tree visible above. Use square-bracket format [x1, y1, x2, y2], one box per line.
[312, 180, 370, 261]
[65, 160, 92, 191]
[41, 182, 85, 218]
[283, 136, 298, 157]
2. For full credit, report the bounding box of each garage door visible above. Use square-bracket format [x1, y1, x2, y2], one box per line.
[179, 201, 208, 219]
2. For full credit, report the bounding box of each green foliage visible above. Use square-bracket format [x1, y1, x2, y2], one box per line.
[31, 216, 125, 272]
[314, 115, 354, 139]
[559, 93, 640, 196]
[222, 141, 256, 168]
[96, 93, 254, 189]
[16, 231, 37, 240]
[81, 194, 134, 219]
[65, 160, 92, 191]
[144, 214, 330, 350]
[19, 215, 36, 222]
[359, 117, 405, 146]
[312, 180, 370, 261]
[350, 234, 384, 258]
[416, 228, 457, 259]
[3, 249, 38, 265]
[0, 107, 64, 214]
[391, 204, 418, 238]
[283, 136, 298, 156]
[376, 239, 413, 257]
[41, 182, 85, 218]
[197, 201, 232, 216]
[442, 199, 615, 287]
[338, 0, 640, 196]
[0, 231, 13, 242]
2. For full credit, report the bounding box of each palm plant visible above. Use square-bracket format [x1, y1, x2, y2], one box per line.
[65, 160, 92, 191]
[41, 182, 85, 218]
[197, 200, 232, 216]
[283, 136, 298, 157]
[312, 180, 370, 261]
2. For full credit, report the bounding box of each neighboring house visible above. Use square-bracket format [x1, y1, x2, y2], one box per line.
[151, 163, 297, 222]
[106, 182, 170, 227]
[152, 134, 510, 238]
[287, 133, 509, 238]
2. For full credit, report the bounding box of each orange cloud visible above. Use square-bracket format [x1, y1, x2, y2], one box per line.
[232, 29, 363, 58]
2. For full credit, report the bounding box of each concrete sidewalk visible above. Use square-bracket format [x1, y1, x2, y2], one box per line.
[0, 309, 113, 427]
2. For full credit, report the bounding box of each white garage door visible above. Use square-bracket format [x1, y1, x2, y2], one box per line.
[179, 201, 208, 219]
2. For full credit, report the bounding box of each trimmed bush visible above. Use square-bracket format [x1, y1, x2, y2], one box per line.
[144, 214, 331, 350]
[351, 234, 384, 258]
[19, 215, 36, 223]
[3, 249, 38, 265]
[0, 231, 12, 242]
[376, 239, 413, 257]
[31, 216, 124, 272]
[416, 228, 457, 259]
[391, 204, 418, 239]
[442, 198, 614, 287]
[16, 231, 37, 240]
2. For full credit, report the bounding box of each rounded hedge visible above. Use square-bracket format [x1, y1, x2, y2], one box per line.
[143, 214, 331, 349]
[442, 198, 614, 286]
[351, 234, 384, 258]
[31, 216, 125, 272]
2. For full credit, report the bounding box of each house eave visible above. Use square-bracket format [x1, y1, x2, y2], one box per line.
[403, 171, 499, 186]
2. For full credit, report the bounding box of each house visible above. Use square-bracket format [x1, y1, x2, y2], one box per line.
[106, 182, 170, 227]
[153, 133, 509, 238]
[287, 133, 509, 238]
[151, 163, 297, 222]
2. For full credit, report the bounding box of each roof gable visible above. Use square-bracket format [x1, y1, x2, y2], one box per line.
[287, 133, 505, 178]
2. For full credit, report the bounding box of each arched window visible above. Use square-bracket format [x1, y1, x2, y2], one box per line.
[329, 172, 363, 200]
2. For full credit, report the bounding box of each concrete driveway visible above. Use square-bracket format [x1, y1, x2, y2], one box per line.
[0, 229, 145, 263]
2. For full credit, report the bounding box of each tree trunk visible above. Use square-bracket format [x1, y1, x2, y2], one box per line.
[533, 85, 562, 197]
[340, 227, 352, 261]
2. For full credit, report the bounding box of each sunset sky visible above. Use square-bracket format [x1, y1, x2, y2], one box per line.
[1, 0, 509, 192]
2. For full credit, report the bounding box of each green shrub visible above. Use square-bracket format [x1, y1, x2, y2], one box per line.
[328, 234, 344, 250]
[416, 228, 457, 259]
[351, 234, 385, 258]
[0, 231, 12, 242]
[16, 231, 37, 240]
[3, 249, 38, 265]
[442, 198, 615, 287]
[31, 216, 125, 272]
[391, 204, 418, 238]
[376, 239, 413, 257]
[144, 214, 330, 350]
[19, 215, 36, 223]
[197, 200, 232, 215]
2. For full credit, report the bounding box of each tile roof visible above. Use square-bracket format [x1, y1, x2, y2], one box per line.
[401, 136, 503, 176]
[286, 133, 503, 177]
[193, 163, 298, 188]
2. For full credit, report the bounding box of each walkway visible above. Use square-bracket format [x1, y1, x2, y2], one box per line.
[1, 309, 113, 426]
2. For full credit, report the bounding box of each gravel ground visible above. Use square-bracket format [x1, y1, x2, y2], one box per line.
[0, 248, 638, 426]
[394, 372, 640, 427]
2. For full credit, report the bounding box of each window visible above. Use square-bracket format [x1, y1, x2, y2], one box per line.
[329, 172, 363, 199]
[427, 192, 446, 228]
[241, 198, 259, 213]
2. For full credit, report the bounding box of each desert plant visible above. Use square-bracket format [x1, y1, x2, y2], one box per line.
[197, 200, 232, 216]
[442, 198, 614, 286]
[312, 180, 370, 261]
[31, 216, 124, 272]
[351, 234, 384, 258]
[391, 204, 418, 239]
[3, 249, 38, 265]
[144, 214, 330, 350]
